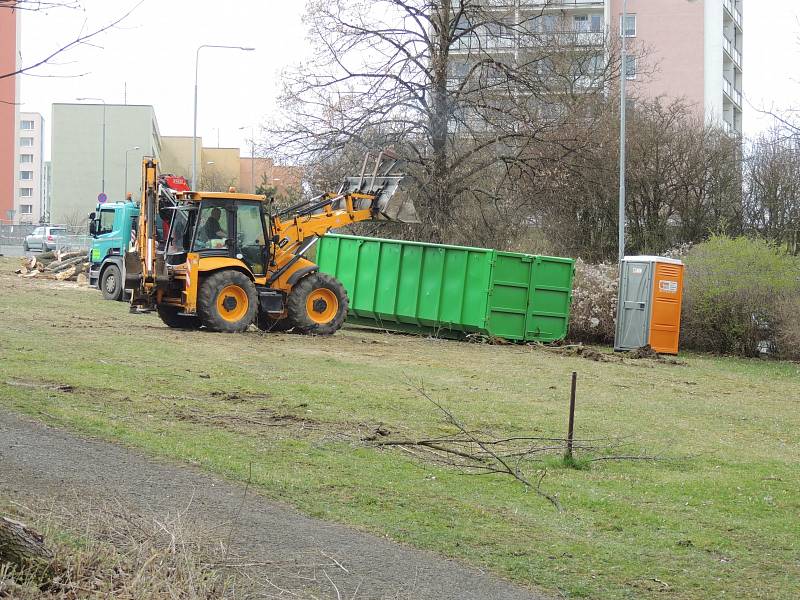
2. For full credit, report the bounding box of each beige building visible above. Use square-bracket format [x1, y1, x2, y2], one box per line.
[239, 157, 303, 197]
[50, 103, 160, 223]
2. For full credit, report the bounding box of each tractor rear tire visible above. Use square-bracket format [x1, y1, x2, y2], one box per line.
[287, 272, 348, 335]
[157, 305, 201, 329]
[100, 264, 123, 301]
[197, 270, 258, 333]
[255, 314, 294, 333]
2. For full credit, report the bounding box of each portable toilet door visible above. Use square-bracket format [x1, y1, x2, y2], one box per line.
[615, 258, 655, 351]
[614, 256, 685, 355]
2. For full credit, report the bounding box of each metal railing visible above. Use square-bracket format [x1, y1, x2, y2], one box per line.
[723, 77, 742, 107]
[723, 0, 743, 28]
[723, 36, 742, 66]
[54, 225, 91, 254]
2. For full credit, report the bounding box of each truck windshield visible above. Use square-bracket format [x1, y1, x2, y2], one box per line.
[98, 210, 115, 235]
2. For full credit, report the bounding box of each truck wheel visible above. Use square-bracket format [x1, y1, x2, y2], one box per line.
[157, 305, 201, 329]
[100, 265, 123, 301]
[287, 272, 348, 335]
[255, 313, 294, 333]
[197, 270, 258, 333]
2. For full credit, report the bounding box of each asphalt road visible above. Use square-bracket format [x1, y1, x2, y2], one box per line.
[0, 245, 27, 257]
[0, 409, 550, 600]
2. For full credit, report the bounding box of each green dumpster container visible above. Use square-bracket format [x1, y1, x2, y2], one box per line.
[316, 234, 574, 342]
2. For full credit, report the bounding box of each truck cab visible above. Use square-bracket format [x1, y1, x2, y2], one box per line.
[88, 201, 139, 300]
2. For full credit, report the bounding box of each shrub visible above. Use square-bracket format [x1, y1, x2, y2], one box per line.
[681, 235, 800, 357]
[568, 259, 618, 344]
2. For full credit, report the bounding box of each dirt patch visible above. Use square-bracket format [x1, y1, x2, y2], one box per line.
[175, 407, 322, 436]
[543, 344, 686, 366]
[5, 380, 75, 393]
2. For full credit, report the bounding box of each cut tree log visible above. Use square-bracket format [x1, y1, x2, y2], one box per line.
[49, 256, 85, 273]
[38, 251, 56, 261]
[55, 251, 82, 262]
[27, 256, 37, 270]
[76, 273, 89, 286]
[24, 270, 41, 278]
[0, 516, 54, 576]
[55, 266, 77, 281]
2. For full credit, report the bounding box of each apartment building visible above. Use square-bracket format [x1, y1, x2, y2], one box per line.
[460, 0, 743, 134]
[0, 6, 20, 224]
[16, 112, 45, 224]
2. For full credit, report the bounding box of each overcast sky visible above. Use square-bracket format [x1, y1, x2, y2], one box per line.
[16, 0, 800, 160]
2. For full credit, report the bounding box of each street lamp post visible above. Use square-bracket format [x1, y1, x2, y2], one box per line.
[239, 125, 256, 193]
[192, 44, 255, 190]
[618, 0, 628, 263]
[77, 97, 106, 195]
[124, 146, 141, 198]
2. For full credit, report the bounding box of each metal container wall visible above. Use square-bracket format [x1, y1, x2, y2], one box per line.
[316, 234, 574, 342]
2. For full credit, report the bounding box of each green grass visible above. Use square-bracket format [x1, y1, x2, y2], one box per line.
[0, 257, 798, 599]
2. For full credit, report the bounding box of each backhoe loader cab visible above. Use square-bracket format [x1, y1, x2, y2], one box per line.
[125, 153, 415, 335]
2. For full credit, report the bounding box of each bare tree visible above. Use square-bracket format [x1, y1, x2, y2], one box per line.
[0, 0, 143, 80]
[744, 129, 800, 255]
[530, 98, 741, 261]
[266, 0, 625, 244]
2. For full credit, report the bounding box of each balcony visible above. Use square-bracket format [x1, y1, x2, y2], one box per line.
[723, 36, 742, 67]
[723, 0, 743, 29]
[519, 0, 605, 7]
[723, 77, 742, 107]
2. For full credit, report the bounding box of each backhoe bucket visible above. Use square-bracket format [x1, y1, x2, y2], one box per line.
[340, 175, 419, 223]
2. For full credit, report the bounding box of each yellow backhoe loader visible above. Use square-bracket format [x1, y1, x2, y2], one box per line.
[124, 152, 416, 334]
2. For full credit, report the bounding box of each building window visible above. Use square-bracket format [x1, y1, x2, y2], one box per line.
[20, 120, 35, 130]
[620, 14, 636, 37]
[19, 188, 33, 198]
[625, 55, 637, 79]
[574, 15, 589, 32]
[20, 154, 33, 163]
[20, 137, 34, 147]
[20, 170, 33, 180]
[541, 14, 559, 33]
[20, 204, 33, 215]
[591, 14, 604, 33]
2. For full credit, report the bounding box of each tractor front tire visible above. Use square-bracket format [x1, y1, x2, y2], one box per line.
[100, 264, 123, 301]
[197, 270, 258, 333]
[157, 305, 202, 329]
[287, 272, 348, 336]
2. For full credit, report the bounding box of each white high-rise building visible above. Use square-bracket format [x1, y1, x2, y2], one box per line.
[460, 0, 743, 134]
[16, 112, 45, 224]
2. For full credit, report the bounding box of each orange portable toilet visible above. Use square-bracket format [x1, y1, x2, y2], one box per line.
[614, 256, 685, 355]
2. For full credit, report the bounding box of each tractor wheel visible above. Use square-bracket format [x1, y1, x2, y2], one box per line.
[255, 313, 294, 333]
[100, 264, 123, 301]
[157, 305, 202, 329]
[287, 272, 348, 335]
[197, 270, 258, 333]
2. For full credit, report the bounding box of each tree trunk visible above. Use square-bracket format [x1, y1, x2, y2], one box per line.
[0, 517, 54, 575]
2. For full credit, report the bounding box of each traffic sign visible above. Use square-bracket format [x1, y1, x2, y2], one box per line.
[98, 193, 108, 204]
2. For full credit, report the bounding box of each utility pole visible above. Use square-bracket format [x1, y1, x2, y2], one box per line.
[618, 0, 628, 263]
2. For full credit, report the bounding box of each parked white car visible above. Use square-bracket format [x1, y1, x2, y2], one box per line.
[23, 225, 67, 252]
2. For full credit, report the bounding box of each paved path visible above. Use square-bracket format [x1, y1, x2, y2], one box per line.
[0, 409, 549, 600]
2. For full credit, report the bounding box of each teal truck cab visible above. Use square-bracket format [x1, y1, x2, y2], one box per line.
[88, 199, 139, 300]
[88, 175, 189, 300]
